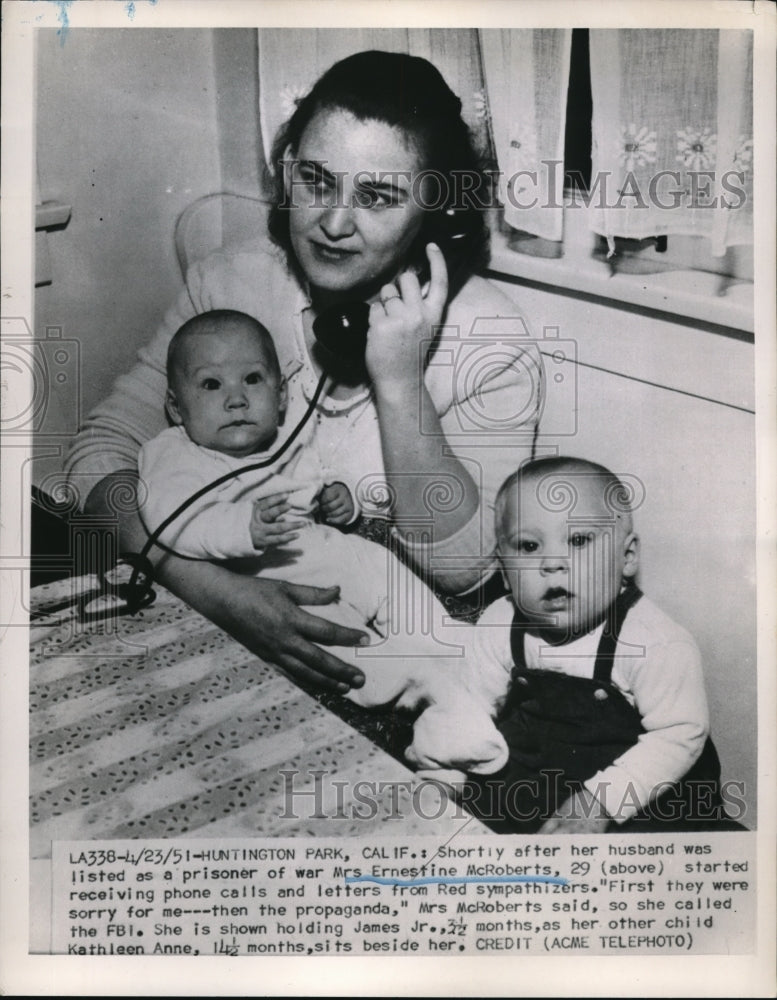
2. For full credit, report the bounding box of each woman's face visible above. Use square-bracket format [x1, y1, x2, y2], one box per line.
[286, 108, 428, 300]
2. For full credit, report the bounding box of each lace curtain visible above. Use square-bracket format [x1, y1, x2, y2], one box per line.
[588, 29, 753, 256]
[256, 29, 753, 257]
[479, 29, 572, 242]
[257, 28, 490, 176]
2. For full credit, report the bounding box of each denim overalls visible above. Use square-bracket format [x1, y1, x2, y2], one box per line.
[465, 586, 729, 833]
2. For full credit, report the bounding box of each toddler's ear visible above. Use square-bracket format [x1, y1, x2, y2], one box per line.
[622, 532, 640, 579]
[165, 388, 183, 426]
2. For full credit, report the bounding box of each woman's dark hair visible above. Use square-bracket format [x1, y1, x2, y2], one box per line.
[267, 50, 491, 292]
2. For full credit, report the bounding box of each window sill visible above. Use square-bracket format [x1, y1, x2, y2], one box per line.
[486, 213, 754, 337]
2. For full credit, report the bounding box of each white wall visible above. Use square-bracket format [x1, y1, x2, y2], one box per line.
[491, 275, 757, 824]
[34, 29, 224, 482]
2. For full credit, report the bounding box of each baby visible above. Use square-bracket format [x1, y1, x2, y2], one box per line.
[137, 309, 507, 776]
[459, 455, 727, 833]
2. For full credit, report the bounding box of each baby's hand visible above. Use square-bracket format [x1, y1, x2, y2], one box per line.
[250, 492, 305, 550]
[318, 481, 356, 526]
[539, 789, 612, 834]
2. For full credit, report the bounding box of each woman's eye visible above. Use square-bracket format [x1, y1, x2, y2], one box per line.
[201, 378, 220, 390]
[299, 166, 331, 191]
[517, 540, 539, 554]
[356, 187, 394, 209]
[245, 372, 262, 385]
[570, 532, 594, 548]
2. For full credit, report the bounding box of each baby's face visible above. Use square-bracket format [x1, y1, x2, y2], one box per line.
[497, 472, 638, 641]
[167, 327, 285, 457]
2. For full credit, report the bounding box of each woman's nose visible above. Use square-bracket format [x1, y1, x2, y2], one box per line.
[319, 203, 356, 240]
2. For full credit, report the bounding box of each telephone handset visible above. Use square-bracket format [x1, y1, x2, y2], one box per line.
[311, 204, 476, 367]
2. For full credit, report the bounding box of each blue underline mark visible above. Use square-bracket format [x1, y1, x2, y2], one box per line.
[345, 875, 568, 888]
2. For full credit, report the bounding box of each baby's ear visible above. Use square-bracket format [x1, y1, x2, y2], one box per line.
[277, 377, 289, 424]
[165, 388, 183, 426]
[622, 532, 640, 579]
[495, 551, 511, 592]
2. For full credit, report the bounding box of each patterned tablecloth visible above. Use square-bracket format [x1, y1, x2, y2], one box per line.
[30, 576, 488, 859]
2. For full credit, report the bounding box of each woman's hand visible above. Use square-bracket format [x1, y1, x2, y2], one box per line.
[202, 572, 369, 692]
[359, 244, 480, 547]
[365, 243, 449, 391]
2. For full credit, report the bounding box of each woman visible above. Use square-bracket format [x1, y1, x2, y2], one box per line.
[66, 51, 540, 692]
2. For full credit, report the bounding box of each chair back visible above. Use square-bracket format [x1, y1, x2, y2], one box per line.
[174, 193, 273, 276]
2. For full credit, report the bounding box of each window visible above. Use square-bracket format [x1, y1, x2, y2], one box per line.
[481, 27, 754, 333]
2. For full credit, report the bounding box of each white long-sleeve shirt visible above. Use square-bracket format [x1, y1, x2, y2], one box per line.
[465, 595, 710, 822]
[137, 423, 336, 560]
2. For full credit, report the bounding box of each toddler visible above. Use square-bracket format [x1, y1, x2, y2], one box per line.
[459, 455, 729, 833]
[137, 309, 507, 776]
